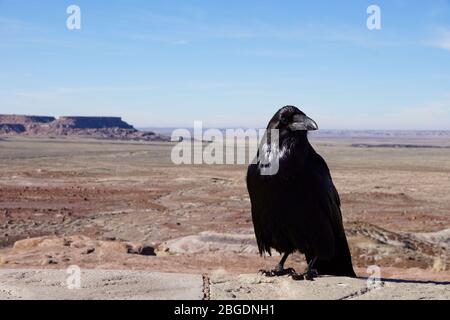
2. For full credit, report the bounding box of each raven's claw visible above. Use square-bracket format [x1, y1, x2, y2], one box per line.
[291, 269, 318, 281]
[259, 267, 296, 277]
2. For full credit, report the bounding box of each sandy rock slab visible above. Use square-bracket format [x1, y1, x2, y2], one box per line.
[0, 269, 448, 300]
[0, 269, 203, 300]
[160, 231, 259, 255]
[209, 273, 450, 300]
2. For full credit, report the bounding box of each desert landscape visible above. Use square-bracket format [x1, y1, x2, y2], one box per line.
[0, 115, 448, 284]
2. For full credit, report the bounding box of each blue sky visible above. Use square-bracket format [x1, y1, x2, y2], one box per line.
[1, 0, 450, 129]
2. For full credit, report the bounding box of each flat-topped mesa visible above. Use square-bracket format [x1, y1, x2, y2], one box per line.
[53, 116, 135, 130]
[0, 114, 169, 141]
[0, 115, 56, 125]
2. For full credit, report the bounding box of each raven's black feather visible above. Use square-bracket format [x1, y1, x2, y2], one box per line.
[247, 106, 356, 277]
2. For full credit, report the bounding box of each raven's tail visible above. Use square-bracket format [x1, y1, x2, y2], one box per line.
[309, 234, 356, 277]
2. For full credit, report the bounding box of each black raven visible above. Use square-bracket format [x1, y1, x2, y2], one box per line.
[246, 106, 356, 280]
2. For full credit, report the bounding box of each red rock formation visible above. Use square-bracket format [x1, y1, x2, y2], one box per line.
[0, 114, 169, 141]
[0, 124, 26, 135]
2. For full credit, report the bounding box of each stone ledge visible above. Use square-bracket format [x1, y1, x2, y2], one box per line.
[0, 269, 448, 300]
[0, 269, 203, 300]
[209, 273, 450, 300]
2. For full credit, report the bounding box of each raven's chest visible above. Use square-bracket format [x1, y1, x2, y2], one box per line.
[256, 175, 309, 216]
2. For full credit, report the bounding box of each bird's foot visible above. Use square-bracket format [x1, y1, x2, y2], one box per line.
[291, 269, 318, 281]
[259, 267, 296, 277]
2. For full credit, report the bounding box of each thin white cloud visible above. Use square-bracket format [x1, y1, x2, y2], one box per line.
[235, 48, 304, 58]
[5, 85, 161, 101]
[121, 32, 190, 46]
[120, 9, 412, 48]
[56, 85, 161, 94]
[431, 27, 450, 51]
[170, 39, 190, 45]
[0, 16, 31, 32]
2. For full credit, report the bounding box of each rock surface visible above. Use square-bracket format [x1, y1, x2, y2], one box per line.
[0, 124, 26, 135]
[0, 269, 448, 300]
[0, 269, 203, 300]
[0, 115, 56, 125]
[160, 231, 259, 254]
[52, 116, 134, 129]
[209, 273, 450, 300]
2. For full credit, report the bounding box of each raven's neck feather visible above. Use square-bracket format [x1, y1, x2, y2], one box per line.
[276, 133, 314, 177]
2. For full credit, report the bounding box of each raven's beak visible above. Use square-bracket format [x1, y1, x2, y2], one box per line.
[289, 114, 319, 131]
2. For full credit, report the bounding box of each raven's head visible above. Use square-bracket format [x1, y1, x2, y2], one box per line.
[267, 106, 318, 137]
[259, 106, 318, 175]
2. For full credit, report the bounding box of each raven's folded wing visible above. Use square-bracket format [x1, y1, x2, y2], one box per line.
[246, 163, 272, 256]
[309, 152, 345, 238]
[306, 152, 356, 276]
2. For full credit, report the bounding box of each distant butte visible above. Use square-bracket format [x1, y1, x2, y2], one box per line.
[0, 114, 170, 141]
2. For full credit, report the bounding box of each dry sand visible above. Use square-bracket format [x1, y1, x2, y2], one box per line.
[0, 136, 448, 284]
